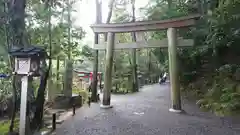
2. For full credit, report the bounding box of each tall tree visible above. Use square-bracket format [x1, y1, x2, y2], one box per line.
[104, 0, 115, 41]
[63, 0, 73, 98]
[130, 0, 138, 92]
[92, 0, 115, 101]
[30, 0, 52, 131]
[47, 0, 54, 102]
[8, 0, 27, 46]
[8, 0, 27, 133]
[91, 0, 102, 102]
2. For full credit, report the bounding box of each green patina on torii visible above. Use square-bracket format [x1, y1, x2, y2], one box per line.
[90, 14, 200, 112]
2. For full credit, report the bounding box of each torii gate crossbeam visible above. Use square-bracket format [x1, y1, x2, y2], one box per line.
[92, 38, 194, 50]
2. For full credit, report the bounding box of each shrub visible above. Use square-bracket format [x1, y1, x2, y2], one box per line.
[196, 65, 240, 116]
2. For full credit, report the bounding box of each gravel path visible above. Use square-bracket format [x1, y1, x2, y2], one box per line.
[53, 83, 240, 135]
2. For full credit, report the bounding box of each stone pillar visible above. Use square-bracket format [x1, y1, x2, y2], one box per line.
[167, 28, 182, 113]
[101, 32, 115, 109]
[63, 59, 73, 97]
[19, 76, 28, 135]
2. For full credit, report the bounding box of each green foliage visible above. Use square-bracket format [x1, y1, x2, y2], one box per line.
[0, 0, 86, 132]
[0, 119, 19, 135]
[112, 76, 132, 94]
[72, 75, 89, 103]
[72, 88, 89, 104]
[197, 65, 240, 116]
[0, 57, 11, 108]
[144, 0, 240, 116]
[185, 0, 240, 115]
[81, 45, 93, 59]
[108, 47, 163, 93]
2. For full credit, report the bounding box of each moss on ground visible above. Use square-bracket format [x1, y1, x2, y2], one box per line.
[0, 119, 19, 135]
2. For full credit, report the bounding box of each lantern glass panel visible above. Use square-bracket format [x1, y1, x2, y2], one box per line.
[30, 59, 39, 72]
[16, 58, 30, 74]
[40, 59, 47, 69]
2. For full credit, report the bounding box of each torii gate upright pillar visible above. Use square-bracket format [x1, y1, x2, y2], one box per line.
[167, 28, 182, 113]
[100, 32, 115, 109]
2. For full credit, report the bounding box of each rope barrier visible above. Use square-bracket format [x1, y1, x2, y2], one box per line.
[0, 73, 10, 78]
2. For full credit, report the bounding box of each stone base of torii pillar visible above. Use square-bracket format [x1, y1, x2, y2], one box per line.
[100, 104, 113, 109]
[169, 108, 182, 113]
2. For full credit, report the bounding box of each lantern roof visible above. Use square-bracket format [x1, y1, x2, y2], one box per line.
[9, 46, 47, 58]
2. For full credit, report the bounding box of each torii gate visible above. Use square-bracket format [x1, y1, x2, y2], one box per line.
[90, 14, 200, 112]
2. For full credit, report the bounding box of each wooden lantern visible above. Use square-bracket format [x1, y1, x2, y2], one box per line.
[9, 46, 48, 76]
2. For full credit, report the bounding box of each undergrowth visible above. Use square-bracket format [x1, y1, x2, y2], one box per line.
[183, 64, 240, 116]
[0, 119, 19, 135]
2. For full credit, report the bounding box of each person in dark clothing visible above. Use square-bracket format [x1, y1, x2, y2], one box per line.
[159, 72, 167, 84]
[88, 82, 92, 93]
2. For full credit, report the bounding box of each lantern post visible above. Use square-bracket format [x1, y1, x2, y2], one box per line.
[9, 46, 47, 135]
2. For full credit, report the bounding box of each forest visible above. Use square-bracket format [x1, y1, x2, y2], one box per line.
[0, 0, 240, 134]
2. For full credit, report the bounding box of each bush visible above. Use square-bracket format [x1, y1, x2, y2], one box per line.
[112, 76, 132, 94]
[0, 119, 19, 135]
[196, 65, 240, 116]
[72, 88, 89, 104]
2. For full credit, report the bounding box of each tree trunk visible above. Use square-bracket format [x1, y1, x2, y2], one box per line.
[56, 56, 60, 91]
[131, 0, 138, 92]
[91, 0, 102, 102]
[8, 0, 27, 133]
[92, 0, 114, 101]
[102, 0, 114, 70]
[9, 0, 27, 46]
[63, 0, 73, 97]
[91, 36, 99, 102]
[196, 0, 206, 14]
[30, 0, 53, 130]
[63, 60, 73, 97]
[148, 49, 151, 83]
[31, 60, 51, 130]
[67, 0, 71, 60]
[104, 0, 115, 41]
[167, 0, 172, 9]
[47, 0, 54, 102]
[47, 4, 53, 100]
[9, 76, 17, 132]
[102, 0, 114, 95]
[47, 68, 54, 101]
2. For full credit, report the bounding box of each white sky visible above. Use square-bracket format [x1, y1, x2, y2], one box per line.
[72, 0, 149, 44]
